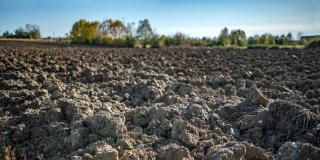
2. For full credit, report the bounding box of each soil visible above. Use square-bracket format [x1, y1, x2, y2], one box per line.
[0, 41, 320, 160]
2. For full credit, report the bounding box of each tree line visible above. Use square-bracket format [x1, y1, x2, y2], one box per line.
[0, 20, 307, 48]
[2, 24, 41, 39]
[68, 19, 303, 48]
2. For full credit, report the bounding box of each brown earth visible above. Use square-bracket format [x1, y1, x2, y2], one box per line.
[0, 41, 320, 160]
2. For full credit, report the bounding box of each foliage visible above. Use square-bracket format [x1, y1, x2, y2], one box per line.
[258, 33, 275, 45]
[2, 24, 41, 39]
[25, 24, 41, 39]
[191, 37, 214, 47]
[247, 45, 270, 49]
[65, 18, 306, 49]
[135, 19, 156, 48]
[286, 32, 293, 44]
[230, 29, 247, 47]
[275, 32, 294, 45]
[218, 27, 231, 46]
[136, 19, 153, 40]
[150, 35, 167, 48]
[170, 32, 192, 46]
[70, 19, 100, 44]
[305, 39, 320, 49]
[248, 35, 259, 45]
[100, 19, 131, 39]
[133, 39, 143, 48]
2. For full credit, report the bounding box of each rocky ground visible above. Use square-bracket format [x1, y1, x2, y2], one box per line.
[0, 43, 320, 160]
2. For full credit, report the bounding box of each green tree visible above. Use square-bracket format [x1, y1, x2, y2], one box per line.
[280, 34, 288, 45]
[218, 27, 231, 46]
[136, 19, 153, 40]
[248, 34, 259, 45]
[286, 32, 293, 45]
[136, 19, 154, 47]
[70, 19, 100, 44]
[230, 29, 247, 47]
[2, 31, 10, 38]
[14, 27, 28, 38]
[25, 24, 41, 39]
[297, 32, 303, 41]
[12, 24, 41, 39]
[258, 33, 275, 45]
[172, 32, 190, 46]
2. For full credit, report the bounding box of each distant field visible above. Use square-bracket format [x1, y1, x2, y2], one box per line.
[0, 38, 306, 49]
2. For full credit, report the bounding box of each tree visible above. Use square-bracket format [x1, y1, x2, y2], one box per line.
[280, 34, 288, 45]
[248, 35, 259, 45]
[218, 27, 231, 46]
[230, 29, 247, 47]
[14, 27, 28, 38]
[286, 32, 293, 45]
[297, 31, 303, 44]
[297, 32, 303, 41]
[258, 33, 275, 45]
[2, 31, 10, 38]
[100, 19, 129, 39]
[172, 32, 190, 46]
[11, 24, 41, 39]
[70, 19, 100, 44]
[25, 24, 41, 39]
[136, 19, 153, 40]
[275, 34, 288, 45]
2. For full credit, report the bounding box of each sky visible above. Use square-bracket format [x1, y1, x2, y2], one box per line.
[0, 0, 319, 38]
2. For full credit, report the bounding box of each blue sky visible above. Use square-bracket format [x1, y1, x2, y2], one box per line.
[0, 0, 319, 38]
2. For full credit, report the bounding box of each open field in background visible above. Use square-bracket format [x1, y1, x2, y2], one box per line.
[0, 38, 308, 49]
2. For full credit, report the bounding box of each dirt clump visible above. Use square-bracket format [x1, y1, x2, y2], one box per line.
[277, 142, 320, 160]
[0, 44, 320, 159]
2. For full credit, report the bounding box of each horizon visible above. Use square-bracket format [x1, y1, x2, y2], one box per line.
[0, 0, 320, 38]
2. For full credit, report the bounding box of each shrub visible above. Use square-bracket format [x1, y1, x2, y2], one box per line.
[269, 45, 281, 49]
[152, 35, 167, 48]
[124, 36, 135, 48]
[134, 39, 143, 48]
[247, 45, 269, 49]
[109, 39, 128, 47]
